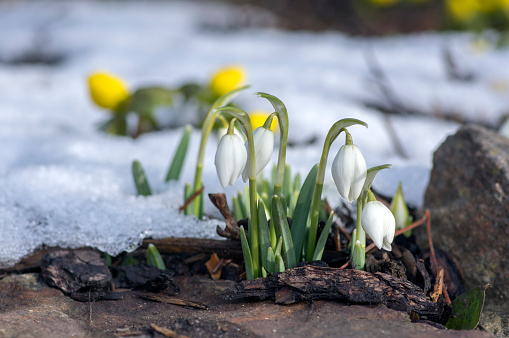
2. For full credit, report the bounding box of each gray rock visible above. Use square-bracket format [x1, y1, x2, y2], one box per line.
[421, 124, 509, 335]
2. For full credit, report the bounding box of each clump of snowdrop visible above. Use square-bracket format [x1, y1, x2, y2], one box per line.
[195, 88, 396, 279]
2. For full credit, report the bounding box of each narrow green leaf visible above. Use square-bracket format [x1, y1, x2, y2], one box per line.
[243, 185, 250, 218]
[289, 190, 299, 218]
[261, 268, 267, 278]
[232, 196, 244, 221]
[293, 173, 301, 193]
[266, 247, 275, 273]
[312, 212, 334, 261]
[446, 286, 487, 330]
[272, 196, 297, 269]
[290, 164, 318, 261]
[240, 226, 254, 280]
[275, 236, 283, 257]
[132, 160, 152, 196]
[238, 192, 248, 220]
[211, 85, 250, 111]
[283, 164, 292, 203]
[146, 243, 166, 270]
[275, 253, 285, 272]
[351, 240, 366, 270]
[183, 183, 192, 215]
[258, 199, 271, 271]
[121, 255, 139, 266]
[165, 125, 192, 182]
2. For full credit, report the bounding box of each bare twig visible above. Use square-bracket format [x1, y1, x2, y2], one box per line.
[179, 187, 204, 212]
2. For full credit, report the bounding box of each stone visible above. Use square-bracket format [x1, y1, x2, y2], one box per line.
[421, 124, 509, 335]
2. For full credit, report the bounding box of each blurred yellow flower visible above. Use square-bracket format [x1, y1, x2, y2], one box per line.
[446, 0, 479, 21]
[250, 110, 278, 132]
[88, 72, 130, 110]
[209, 65, 246, 97]
[368, 0, 399, 7]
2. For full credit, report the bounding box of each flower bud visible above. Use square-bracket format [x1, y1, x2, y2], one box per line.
[215, 134, 247, 187]
[242, 127, 274, 182]
[331, 144, 367, 203]
[361, 200, 396, 251]
[88, 72, 130, 110]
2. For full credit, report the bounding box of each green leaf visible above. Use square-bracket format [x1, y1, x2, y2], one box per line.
[258, 199, 271, 271]
[127, 87, 174, 116]
[266, 247, 275, 273]
[183, 183, 192, 215]
[146, 244, 166, 270]
[359, 164, 392, 204]
[274, 236, 283, 257]
[240, 226, 255, 280]
[272, 196, 297, 269]
[312, 212, 334, 261]
[283, 164, 292, 203]
[293, 173, 301, 194]
[132, 160, 152, 196]
[446, 286, 487, 330]
[275, 253, 285, 272]
[232, 196, 244, 221]
[238, 192, 248, 220]
[351, 238, 366, 270]
[290, 164, 318, 261]
[165, 125, 192, 182]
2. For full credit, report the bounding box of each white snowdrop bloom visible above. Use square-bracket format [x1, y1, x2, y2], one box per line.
[331, 144, 367, 203]
[242, 127, 274, 182]
[361, 200, 396, 251]
[215, 134, 247, 187]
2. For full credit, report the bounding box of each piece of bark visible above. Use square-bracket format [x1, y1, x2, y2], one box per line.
[226, 265, 439, 318]
[113, 265, 179, 293]
[401, 249, 418, 283]
[208, 193, 240, 240]
[41, 249, 112, 296]
[135, 292, 209, 310]
[142, 238, 243, 259]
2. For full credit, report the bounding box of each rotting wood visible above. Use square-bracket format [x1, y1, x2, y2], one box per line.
[142, 238, 243, 259]
[134, 291, 209, 310]
[225, 265, 439, 318]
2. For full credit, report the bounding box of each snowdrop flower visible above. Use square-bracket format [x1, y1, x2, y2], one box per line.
[250, 110, 278, 132]
[361, 198, 396, 251]
[242, 127, 274, 182]
[88, 72, 130, 110]
[215, 133, 247, 187]
[331, 141, 367, 203]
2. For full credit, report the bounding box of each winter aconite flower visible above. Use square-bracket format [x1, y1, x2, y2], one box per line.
[88, 72, 130, 110]
[209, 65, 246, 97]
[215, 134, 247, 187]
[250, 110, 278, 132]
[331, 143, 367, 203]
[361, 198, 396, 251]
[242, 126, 274, 182]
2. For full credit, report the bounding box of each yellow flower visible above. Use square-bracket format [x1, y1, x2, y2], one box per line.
[88, 72, 130, 110]
[209, 65, 246, 97]
[369, 0, 399, 7]
[446, 0, 477, 21]
[249, 110, 278, 132]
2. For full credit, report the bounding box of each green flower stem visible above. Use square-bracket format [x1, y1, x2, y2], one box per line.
[190, 86, 248, 218]
[216, 106, 259, 278]
[256, 92, 289, 198]
[352, 198, 366, 269]
[306, 118, 367, 261]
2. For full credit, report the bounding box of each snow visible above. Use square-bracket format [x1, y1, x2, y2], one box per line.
[1, 0, 508, 267]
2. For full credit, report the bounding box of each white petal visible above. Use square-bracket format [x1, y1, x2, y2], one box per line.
[242, 127, 274, 181]
[215, 134, 246, 187]
[361, 201, 385, 249]
[332, 145, 367, 203]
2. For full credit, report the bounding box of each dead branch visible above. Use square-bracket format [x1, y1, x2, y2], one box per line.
[226, 265, 439, 318]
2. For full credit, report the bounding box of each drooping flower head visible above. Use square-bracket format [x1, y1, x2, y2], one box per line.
[331, 132, 367, 203]
[209, 65, 246, 97]
[242, 126, 274, 182]
[215, 133, 247, 188]
[361, 192, 396, 251]
[88, 72, 130, 110]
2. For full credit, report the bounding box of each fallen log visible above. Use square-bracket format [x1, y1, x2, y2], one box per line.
[225, 265, 439, 318]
